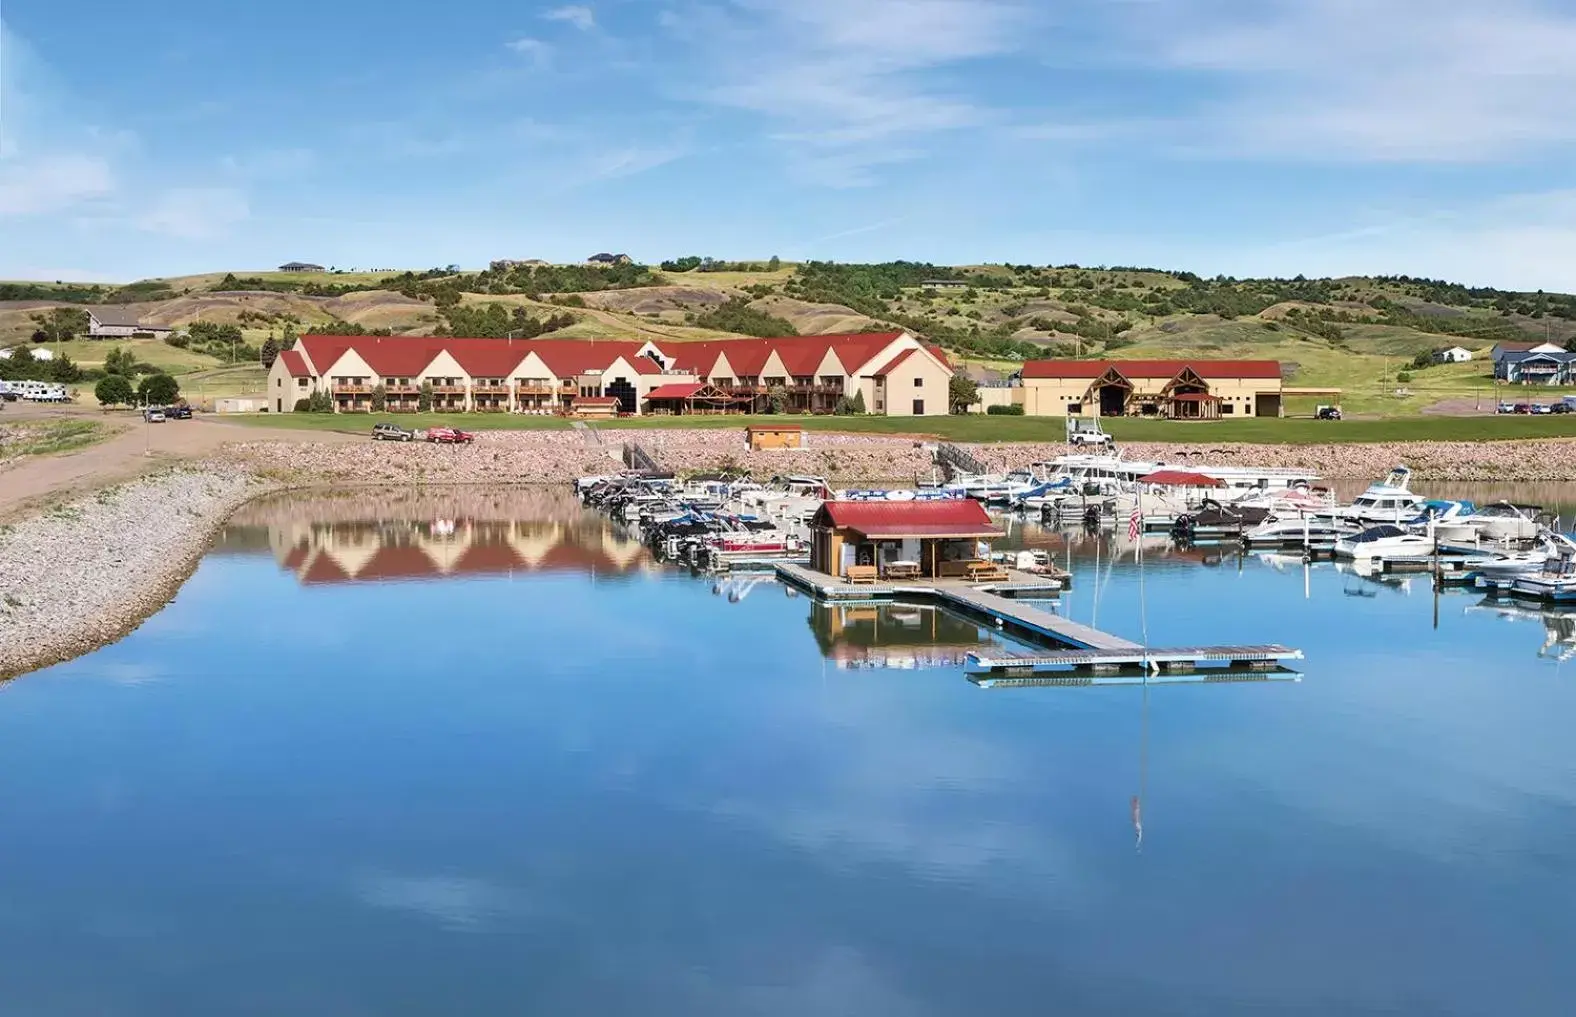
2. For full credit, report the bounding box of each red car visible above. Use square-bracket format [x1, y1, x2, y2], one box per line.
[426, 427, 475, 444]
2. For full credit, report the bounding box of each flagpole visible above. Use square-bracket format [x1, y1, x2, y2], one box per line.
[1137, 484, 1151, 671]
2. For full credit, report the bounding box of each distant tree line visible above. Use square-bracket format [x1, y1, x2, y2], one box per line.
[687, 298, 797, 337]
[435, 303, 578, 338]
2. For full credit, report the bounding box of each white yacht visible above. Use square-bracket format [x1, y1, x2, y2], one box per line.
[1322, 467, 1428, 526]
[1242, 513, 1346, 550]
[1334, 523, 1437, 560]
[1460, 502, 1542, 543]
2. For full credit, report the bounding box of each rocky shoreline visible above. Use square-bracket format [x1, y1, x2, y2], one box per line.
[0, 466, 274, 681]
[220, 429, 1576, 484]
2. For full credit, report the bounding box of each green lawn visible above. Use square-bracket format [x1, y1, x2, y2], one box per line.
[46, 338, 223, 375]
[0, 419, 117, 458]
[223, 411, 1576, 444]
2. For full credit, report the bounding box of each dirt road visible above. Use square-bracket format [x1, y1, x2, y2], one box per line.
[0, 404, 358, 521]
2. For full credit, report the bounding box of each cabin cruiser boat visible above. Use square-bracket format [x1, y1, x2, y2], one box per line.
[1242, 513, 1346, 550]
[1457, 501, 1542, 543]
[1334, 523, 1437, 560]
[1320, 466, 1428, 526]
[1471, 533, 1576, 587]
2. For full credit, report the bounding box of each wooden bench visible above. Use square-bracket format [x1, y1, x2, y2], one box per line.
[938, 560, 974, 579]
[966, 561, 1010, 583]
[884, 562, 921, 580]
[846, 565, 880, 585]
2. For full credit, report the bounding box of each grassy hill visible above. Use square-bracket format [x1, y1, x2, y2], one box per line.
[4, 259, 1573, 416]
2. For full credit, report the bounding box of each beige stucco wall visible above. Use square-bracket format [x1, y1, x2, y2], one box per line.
[265, 356, 313, 413]
[878, 353, 952, 416]
[1020, 372, 1283, 417]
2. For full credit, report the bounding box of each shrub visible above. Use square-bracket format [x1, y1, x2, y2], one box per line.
[418, 381, 433, 412]
[1396, 371, 1413, 383]
[306, 390, 333, 413]
[137, 373, 180, 405]
[94, 375, 135, 406]
[370, 384, 387, 412]
[294, 398, 312, 412]
[986, 404, 1025, 415]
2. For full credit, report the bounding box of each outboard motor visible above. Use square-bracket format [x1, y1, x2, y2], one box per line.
[1083, 505, 1102, 530]
[1172, 514, 1195, 543]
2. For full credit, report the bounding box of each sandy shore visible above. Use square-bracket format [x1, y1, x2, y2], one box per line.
[0, 466, 273, 681]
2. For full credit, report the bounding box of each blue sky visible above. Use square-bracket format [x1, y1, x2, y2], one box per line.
[3, 0, 1576, 288]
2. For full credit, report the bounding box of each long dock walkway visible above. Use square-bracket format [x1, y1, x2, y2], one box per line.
[776, 563, 1132, 651]
[776, 564, 1303, 677]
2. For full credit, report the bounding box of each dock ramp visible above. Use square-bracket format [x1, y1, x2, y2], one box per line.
[936, 443, 989, 479]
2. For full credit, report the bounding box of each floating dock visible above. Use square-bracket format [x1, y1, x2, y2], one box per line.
[775, 564, 1302, 676]
[965, 643, 1304, 679]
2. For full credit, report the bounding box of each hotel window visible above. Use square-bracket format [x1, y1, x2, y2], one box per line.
[765, 376, 785, 387]
[1222, 403, 1234, 414]
[914, 377, 923, 387]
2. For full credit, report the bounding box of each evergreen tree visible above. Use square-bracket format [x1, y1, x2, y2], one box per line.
[259, 336, 281, 369]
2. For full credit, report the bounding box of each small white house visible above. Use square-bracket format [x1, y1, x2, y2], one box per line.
[87, 307, 173, 339]
[1433, 346, 1473, 364]
[0, 346, 54, 361]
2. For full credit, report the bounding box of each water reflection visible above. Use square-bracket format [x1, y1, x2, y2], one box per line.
[808, 601, 1002, 669]
[226, 488, 655, 584]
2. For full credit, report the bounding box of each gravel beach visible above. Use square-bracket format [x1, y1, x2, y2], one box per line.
[0, 466, 272, 680]
[219, 429, 1576, 485]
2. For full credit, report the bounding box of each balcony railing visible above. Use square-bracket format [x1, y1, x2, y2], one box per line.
[516, 384, 556, 396]
[472, 384, 509, 395]
[332, 385, 371, 395]
[385, 385, 418, 395]
[429, 385, 466, 394]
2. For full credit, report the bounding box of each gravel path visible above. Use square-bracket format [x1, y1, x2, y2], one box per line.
[0, 466, 273, 680]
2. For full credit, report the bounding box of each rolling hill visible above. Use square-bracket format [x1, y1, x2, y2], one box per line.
[3, 261, 1573, 414]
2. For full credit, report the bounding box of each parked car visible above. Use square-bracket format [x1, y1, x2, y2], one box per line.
[164, 404, 192, 419]
[1497, 402, 1516, 414]
[1551, 402, 1573, 414]
[1515, 403, 1533, 414]
[1315, 405, 1342, 420]
[372, 422, 416, 442]
[426, 427, 475, 444]
[143, 408, 166, 423]
[1532, 403, 1553, 414]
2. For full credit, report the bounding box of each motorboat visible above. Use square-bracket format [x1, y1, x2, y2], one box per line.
[1333, 523, 1437, 560]
[1411, 499, 1479, 542]
[1459, 501, 1542, 543]
[1321, 466, 1428, 526]
[1170, 499, 1273, 541]
[1472, 533, 1576, 588]
[1242, 513, 1346, 550]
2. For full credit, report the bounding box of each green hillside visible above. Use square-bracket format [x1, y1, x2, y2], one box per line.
[4, 259, 1573, 417]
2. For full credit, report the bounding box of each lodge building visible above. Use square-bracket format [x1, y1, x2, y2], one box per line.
[266, 331, 953, 416]
[1007, 359, 1285, 418]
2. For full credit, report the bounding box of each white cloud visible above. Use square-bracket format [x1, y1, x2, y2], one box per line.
[505, 36, 552, 66]
[1135, 0, 1576, 161]
[586, 144, 686, 181]
[0, 154, 115, 216]
[544, 5, 596, 31]
[662, 0, 1028, 184]
[136, 187, 250, 240]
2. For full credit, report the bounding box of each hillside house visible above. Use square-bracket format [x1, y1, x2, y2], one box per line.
[1009, 359, 1284, 418]
[265, 331, 954, 417]
[587, 253, 632, 266]
[87, 307, 172, 339]
[1491, 341, 1562, 367]
[1496, 350, 1576, 385]
[278, 262, 325, 272]
[1432, 347, 1473, 364]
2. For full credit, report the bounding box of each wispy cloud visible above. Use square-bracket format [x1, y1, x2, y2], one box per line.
[0, 154, 115, 216]
[544, 5, 596, 32]
[1126, 0, 1576, 162]
[586, 144, 686, 181]
[505, 36, 552, 66]
[135, 187, 249, 240]
[661, 0, 1028, 185]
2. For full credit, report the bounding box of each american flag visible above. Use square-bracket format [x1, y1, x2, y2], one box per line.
[1128, 504, 1142, 542]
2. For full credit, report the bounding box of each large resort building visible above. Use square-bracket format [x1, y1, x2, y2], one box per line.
[266, 331, 954, 417]
[996, 359, 1285, 418]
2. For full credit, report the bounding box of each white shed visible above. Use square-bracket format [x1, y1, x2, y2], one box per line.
[1432, 347, 1473, 364]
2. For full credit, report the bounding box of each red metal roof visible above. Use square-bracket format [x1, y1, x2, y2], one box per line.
[645, 382, 707, 400]
[816, 499, 1001, 538]
[1138, 469, 1225, 487]
[1021, 359, 1282, 380]
[664, 332, 907, 379]
[867, 348, 917, 377]
[278, 349, 311, 377]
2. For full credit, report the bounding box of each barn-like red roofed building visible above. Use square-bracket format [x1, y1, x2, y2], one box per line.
[1011, 359, 1284, 419]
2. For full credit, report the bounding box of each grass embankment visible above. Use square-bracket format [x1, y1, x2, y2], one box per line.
[0, 419, 116, 460]
[223, 411, 1576, 445]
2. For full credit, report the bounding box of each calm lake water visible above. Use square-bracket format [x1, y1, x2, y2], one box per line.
[2, 487, 1574, 1016]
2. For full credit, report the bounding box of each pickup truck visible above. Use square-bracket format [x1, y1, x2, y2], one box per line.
[426, 427, 476, 445]
[1067, 428, 1113, 447]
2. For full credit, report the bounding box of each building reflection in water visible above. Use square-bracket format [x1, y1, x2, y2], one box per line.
[223, 488, 655, 585]
[807, 600, 1001, 670]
